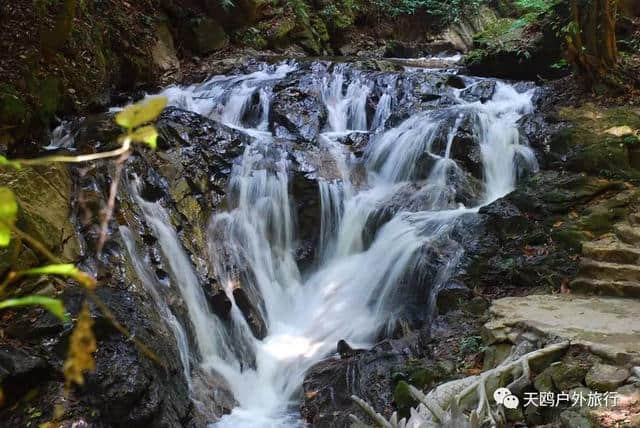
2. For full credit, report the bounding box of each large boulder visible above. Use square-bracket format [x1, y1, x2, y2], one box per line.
[0, 163, 81, 285]
[183, 17, 229, 55]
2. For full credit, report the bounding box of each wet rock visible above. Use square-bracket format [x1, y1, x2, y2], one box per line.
[233, 287, 267, 340]
[448, 117, 484, 180]
[0, 346, 50, 408]
[301, 335, 426, 427]
[460, 80, 496, 103]
[446, 75, 466, 89]
[336, 132, 370, 157]
[585, 364, 630, 392]
[269, 85, 326, 142]
[436, 280, 471, 314]
[290, 171, 322, 268]
[337, 340, 365, 359]
[204, 283, 233, 321]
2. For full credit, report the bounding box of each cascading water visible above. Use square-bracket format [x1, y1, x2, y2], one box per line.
[124, 61, 538, 426]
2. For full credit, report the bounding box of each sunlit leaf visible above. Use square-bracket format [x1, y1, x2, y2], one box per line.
[115, 97, 167, 129]
[0, 296, 68, 322]
[19, 264, 97, 289]
[604, 126, 635, 137]
[64, 303, 96, 387]
[22, 263, 78, 276]
[0, 187, 18, 247]
[0, 155, 21, 169]
[130, 125, 158, 149]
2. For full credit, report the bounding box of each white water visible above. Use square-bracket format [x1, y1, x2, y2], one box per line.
[124, 63, 538, 427]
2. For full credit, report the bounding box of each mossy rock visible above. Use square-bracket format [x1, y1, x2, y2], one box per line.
[0, 165, 80, 264]
[551, 106, 640, 179]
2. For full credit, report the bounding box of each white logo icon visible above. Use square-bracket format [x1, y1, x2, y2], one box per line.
[493, 387, 520, 409]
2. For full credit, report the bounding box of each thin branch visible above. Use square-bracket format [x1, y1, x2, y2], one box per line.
[11, 139, 131, 166]
[95, 150, 129, 256]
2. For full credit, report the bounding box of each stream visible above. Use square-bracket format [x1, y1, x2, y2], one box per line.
[114, 59, 538, 427]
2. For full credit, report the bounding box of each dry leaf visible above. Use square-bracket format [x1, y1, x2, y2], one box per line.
[64, 303, 97, 387]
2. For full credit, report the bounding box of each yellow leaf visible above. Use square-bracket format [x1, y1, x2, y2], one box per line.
[115, 97, 167, 129]
[64, 303, 96, 388]
[130, 125, 158, 149]
[0, 155, 21, 170]
[604, 126, 635, 137]
[0, 187, 18, 247]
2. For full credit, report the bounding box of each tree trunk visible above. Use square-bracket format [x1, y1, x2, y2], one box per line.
[566, 0, 619, 83]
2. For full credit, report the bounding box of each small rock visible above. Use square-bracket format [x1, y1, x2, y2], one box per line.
[585, 364, 630, 392]
[550, 362, 588, 391]
[560, 410, 593, 428]
[460, 80, 496, 103]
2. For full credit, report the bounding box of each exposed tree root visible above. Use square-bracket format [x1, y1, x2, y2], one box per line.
[350, 341, 570, 428]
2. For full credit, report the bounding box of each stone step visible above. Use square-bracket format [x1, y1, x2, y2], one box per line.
[570, 277, 640, 298]
[582, 239, 640, 264]
[614, 223, 640, 245]
[486, 294, 640, 363]
[578, 258, 640, 282]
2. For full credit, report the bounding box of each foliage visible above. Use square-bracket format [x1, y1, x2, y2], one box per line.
[0, 187, 18, 246]
[115, 97, 166, 132]
[288, 0, 311, 24]
[459, 335, 483, 355]
[0, 296, 68, 322]
[515, 0, 555, 14]
[373, 0, 485, 21]
[0, 96, 167, 398]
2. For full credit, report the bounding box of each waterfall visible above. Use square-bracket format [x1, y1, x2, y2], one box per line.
[122, 61, 538, 427]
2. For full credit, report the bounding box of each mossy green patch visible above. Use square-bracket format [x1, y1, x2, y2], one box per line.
[553, 106, 640, 179]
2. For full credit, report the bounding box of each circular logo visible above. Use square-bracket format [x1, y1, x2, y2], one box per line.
[503, 395, 520, 409]
[493, 387, 511, 404]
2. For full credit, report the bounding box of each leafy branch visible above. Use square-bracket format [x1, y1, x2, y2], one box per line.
[0, 97, 168, 393]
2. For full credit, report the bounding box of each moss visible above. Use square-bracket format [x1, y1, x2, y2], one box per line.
[234, 27, 268, 50]
[393, 381, 418, 419]
[553, 106, 640, 179]
[473, 18, 522, 50]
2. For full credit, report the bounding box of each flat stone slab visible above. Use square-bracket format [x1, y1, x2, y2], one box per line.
[485, 294, 640, 364]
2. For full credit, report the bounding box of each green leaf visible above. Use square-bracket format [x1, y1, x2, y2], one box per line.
[19, 264, 97, 289]
[0, 155, 22, 169]
[0, 187, 18, 247]
[115, 97, 167, 129]
[0, 296, 68, 322]
[21, 264, 79, 276]
[130, 125, 158, 149]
